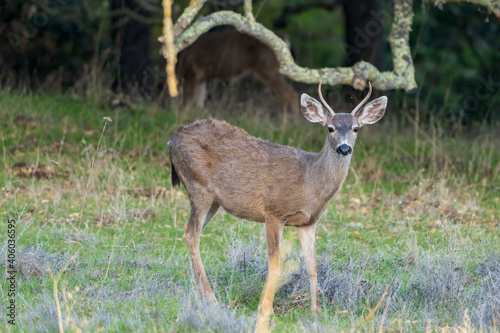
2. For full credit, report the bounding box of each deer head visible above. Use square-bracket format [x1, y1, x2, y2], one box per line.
[300, 82, 387, 156]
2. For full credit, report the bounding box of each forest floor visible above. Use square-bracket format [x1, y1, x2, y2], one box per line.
[1, 91, 499, 332]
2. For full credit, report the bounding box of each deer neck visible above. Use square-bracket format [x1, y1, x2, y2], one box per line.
[309, 137, 352, 199]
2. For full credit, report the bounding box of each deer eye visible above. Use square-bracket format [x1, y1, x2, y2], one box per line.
[353, 127, 359, 133]
[328, 127, 335, 133]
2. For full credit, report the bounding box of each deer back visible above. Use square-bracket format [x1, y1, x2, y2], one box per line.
[176, 26, 278, 81]
[169, 119, 324, 224]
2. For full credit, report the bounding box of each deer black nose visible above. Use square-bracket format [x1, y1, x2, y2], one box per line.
[336, 144, 352, 156]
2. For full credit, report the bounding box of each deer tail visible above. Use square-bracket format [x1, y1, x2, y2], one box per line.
[170, 159, 181, 187]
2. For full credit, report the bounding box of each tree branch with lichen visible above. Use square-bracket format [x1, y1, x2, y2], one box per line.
[173, 0, 208, 38]
[172, 0, 417, 92]
[166, 0, 498, 92]
[429, 0, 500, 17]
[244, 0, 255, 20]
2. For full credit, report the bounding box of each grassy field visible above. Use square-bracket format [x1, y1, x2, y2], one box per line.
[1, 91, 499, 332]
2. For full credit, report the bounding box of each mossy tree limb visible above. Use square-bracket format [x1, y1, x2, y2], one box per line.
[430, 0, 500, 17]
[173, 0, 208, 38]
[244, 0, 255, 20]
[167, 0, 498, 92]
[172, 0, 417, 92]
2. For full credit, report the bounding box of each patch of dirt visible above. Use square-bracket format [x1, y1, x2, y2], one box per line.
[11, 162, 55, 179]
[397, 182, 471, 223]
[49, 141, 78, 153]
[14, 114, 41, 128]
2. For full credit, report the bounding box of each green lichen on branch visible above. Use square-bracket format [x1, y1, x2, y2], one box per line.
[386, 0, 417, 91]
[244, 0, 255, 20]
[174, 0, 418, 92]
[175, 0, 417, 91]
[430, 0, 500, 17]
[173, 0, 208, 38]
[171, 0, 499, 91]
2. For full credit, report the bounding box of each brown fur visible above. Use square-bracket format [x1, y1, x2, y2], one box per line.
[168, 90, 387, 331]
[176, 26, 298, 114]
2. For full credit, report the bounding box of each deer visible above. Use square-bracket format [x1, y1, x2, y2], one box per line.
[175, 26, 299, 114]
[168, 82, 386, 332]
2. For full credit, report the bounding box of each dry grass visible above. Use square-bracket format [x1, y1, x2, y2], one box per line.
[0, 90, 499, 332]
[16, 245, 71, 279]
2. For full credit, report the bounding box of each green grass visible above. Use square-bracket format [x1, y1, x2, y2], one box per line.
[1, 91, 499, 332]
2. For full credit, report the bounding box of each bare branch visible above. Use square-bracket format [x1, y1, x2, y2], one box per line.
[163, 0, 178, 97]
[109, 8, 160, 26]
[244, 0, 255, 20]
[430, 0, 500, 17]
[174, 0, 418, 92]
[174, 0, 208, 38]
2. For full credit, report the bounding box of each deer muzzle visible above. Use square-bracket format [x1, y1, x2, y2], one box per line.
[336, 144, 352, 156]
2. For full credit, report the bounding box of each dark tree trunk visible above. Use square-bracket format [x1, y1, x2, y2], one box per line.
[342, 0, 385, 71]
[110, 0, 151, 96]
[341, 0, 386, 101]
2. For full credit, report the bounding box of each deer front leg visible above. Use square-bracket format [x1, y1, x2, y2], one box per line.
[256, 216, 284, 332]
[257, 70, 298, 115]
[297, 223, 321, 313]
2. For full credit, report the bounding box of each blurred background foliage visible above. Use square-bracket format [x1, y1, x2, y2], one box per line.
[0, 0, 498, 122]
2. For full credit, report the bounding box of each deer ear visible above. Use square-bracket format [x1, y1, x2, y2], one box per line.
[300, 94, 328, 125]
[355, 96, 387, 126]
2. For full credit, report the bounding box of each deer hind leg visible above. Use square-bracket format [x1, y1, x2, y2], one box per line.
[183, 190, 218, 302]
[297, 223, 321, 313]
[183, 73, 207, 109]
[272, 77, 299, 115]
[256, 70, 299, 116]
[256, 216, 284, 332]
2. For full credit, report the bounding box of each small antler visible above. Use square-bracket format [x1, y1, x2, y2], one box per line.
[351, 82, 373, 116]
[318, 82, 335, 116]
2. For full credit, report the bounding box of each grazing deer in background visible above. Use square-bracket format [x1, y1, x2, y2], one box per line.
[175, 26, 299, 114]
[168, 82, 386, 332]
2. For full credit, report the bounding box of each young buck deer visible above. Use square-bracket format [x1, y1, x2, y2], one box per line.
[175, 26, 298, 114]
[168, 83, 386, 332]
